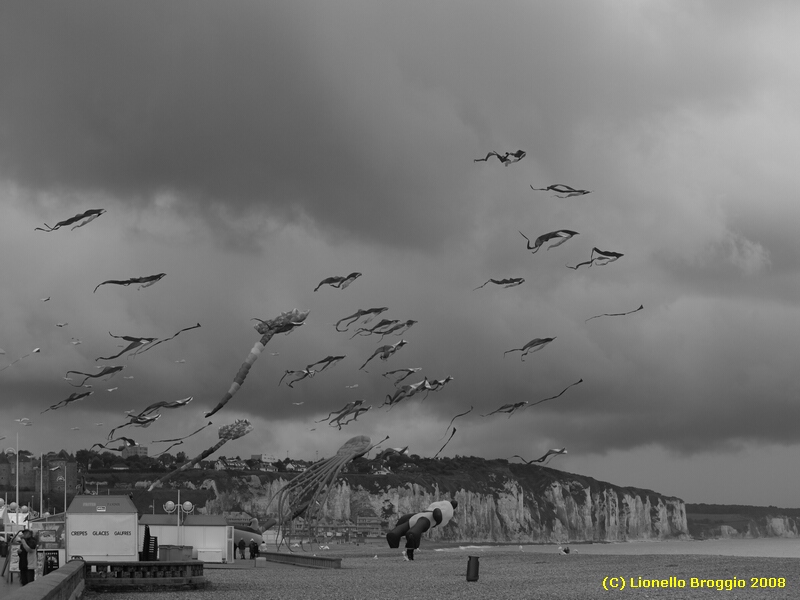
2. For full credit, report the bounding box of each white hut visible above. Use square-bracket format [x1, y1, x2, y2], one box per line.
[65, 495, 139, 562]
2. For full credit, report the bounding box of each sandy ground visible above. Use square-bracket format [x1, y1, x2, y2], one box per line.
[78, 541, 799, 600]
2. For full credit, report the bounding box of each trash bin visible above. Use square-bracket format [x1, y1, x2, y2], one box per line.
[179, 546, 193, 560]
[158, 545, 183, 561]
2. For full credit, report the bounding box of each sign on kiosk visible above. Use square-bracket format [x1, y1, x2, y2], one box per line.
[66, 495, 139, 561]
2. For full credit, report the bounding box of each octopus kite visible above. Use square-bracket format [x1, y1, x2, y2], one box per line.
[511, 448, 567, 465]
[474, 150, 526, 166]
[586, 304, 643, 322]
[519, 230, 579, 253]
[567, 247, 624, 269]
[334, 307, 388, 332]
[473, 278, 525, 291]
[65, 365, 124, 387]
[273, 435, 385, 550]
[35, 209, 106, 232]
[314, 272, 362, 292]
[41, 391, 93, 413]
[148, 419, 254, 491]
[204, 308, 309, 418]
[359, 340, 408, 370]
[530, 184, 591, 198]
[94, 273, 166, 293]
[504, 337, 556, 360]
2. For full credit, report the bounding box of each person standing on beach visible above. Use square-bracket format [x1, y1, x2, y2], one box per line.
[238, 538, 246, 560]
[18, 529, 38, 585]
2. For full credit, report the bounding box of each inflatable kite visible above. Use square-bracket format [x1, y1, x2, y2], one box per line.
[386, 500, 458, 560]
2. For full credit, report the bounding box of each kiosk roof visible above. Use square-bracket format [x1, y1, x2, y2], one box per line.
[68, 495, 138, 513]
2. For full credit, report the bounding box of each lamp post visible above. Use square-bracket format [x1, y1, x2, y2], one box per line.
[163, 491, 194, 546]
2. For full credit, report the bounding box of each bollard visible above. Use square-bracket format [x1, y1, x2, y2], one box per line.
[466, 555, 480, 581]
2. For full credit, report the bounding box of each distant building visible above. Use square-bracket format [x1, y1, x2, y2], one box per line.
[214, 458, 247, 471]
[122, 445, 148, 459]
[251, 454, 277, 463]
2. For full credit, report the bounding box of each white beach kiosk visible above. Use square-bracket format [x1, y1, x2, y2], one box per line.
[138, 514, 232, 563]
[66, 495, 139, 562]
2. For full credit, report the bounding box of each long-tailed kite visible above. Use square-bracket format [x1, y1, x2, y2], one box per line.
[359, 340, 408, 371]
[150, 422, 213, 456]
[65, 365, 124, 387]
[586, 304, 643, 322]
[41, 391, 94, 413]
[530, 184, 591, 198]
[423, 376, 454, 399]
[474, 150, 526, 166]
[335, 307, 389, 332]
[96, 333, 156, 361]
[377, 320, 417, 341]
[316, 400, 364, 424]
[35, 209, 106, 232]
[511, 448, 568, 465]
[383, 367, 422, 385]
[503, 337, 556, 360]
[473, 278, 525, 291]
[204, 309, 309, 418]
[433, 427, 457, 459]
[440, 406, 473, 439]
[567, 248, 624, 270]
[279, 369, 316, 388]
[383, 378, 430, 409]
[94, 273, 166, 293]
[519, 230, 579, 254]
[107, 414, 161, 440]
[91, 437, 139, 452]
[350, 319, 400, 339]
[526, 379, 583, 409]
[0, 348, 41, 372]
[375, 446, 409, 461]
[133, 396, 193, 418]
[306, 355, 346, 372]
[314, 272, 362, 292]
[330, 405, 371, 429]
[481, 401, 529, 418]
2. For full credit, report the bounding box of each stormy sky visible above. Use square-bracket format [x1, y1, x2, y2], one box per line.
[2, 1, 799, 507]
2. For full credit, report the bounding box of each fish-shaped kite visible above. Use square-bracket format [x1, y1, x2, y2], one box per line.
[519, 230, 579, 254]
[359, 340, 408, 371]
[586, 305, 643, 322]
[530, 184, 591, 198]
[474, 150, 526, 166]
[314, 272, 362, 292]
[511, 448, 567, 464]
[503, 337, 556, 360]
[35, 209, 106, 232]
[148, 419, 254, 491]
[334, 307, 389, 332]
[204, 309, 309, 418]
[41, 391, 93, 413]
[473, 278, 525, 291]
[65, 365, 124, 387]
[567, 248, 624, 270]
[94, 273, 166, 293]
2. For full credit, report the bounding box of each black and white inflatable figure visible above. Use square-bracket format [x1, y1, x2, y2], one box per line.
[386, 500, 458, 560]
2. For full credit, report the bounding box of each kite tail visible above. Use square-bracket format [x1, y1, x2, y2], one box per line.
[147, 438, 227, 492]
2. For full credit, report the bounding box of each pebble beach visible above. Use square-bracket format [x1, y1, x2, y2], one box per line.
[81, 541, 799, 600]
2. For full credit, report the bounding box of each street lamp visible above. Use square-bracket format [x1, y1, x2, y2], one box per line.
[163, 492, 194, 546]
[54, 466, 68, 514]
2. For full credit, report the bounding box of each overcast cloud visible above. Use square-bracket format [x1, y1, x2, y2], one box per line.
[2, 1, 800, 506]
